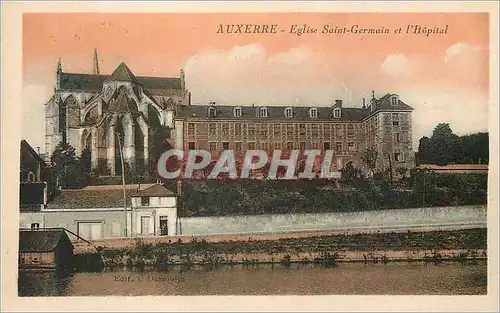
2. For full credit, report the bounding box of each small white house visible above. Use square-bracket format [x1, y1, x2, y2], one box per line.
[20, 183, 178, 241]
[131, 184, 178, 236]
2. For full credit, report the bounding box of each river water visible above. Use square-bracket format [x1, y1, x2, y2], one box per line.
[18, 262, 487, 296]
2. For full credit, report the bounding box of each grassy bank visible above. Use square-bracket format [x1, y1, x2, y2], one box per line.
[80, 228, 486, 270]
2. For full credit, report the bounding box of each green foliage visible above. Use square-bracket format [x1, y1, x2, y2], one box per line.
[50, 142, 89, 189]
[360, 148, 378, 173]
[177, 169, 487, 217]
[418, 123, 488, 165]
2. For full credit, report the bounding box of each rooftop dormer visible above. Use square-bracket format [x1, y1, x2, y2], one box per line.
[332, 99, 342, 119]
[208, 102, 216, 118]
[390, 94, 399, 106]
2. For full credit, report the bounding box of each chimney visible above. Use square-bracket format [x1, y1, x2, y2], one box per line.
[362, 98, 366, 109]
[334, 99, 343, 107]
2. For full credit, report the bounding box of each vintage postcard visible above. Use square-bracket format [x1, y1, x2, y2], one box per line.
[1, 1, 499, 312]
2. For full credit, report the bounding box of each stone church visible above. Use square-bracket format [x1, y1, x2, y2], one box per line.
[44, 49, 190, 176]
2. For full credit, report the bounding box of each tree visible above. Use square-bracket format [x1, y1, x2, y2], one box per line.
[432, 123, 455, 138]
[360, 148, 378, 176]
[50, 142, 88, 189]
[418, 123, 489, 165]
[340, 162, 363, 187]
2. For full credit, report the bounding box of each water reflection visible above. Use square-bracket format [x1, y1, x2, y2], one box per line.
[18, 262, 487, 296]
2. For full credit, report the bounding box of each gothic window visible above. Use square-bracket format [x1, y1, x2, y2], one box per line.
[105, 86, 114, 99]
[59, 100, 67, 143]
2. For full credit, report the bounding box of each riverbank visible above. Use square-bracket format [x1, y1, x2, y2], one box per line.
[74, 228, 487, 270]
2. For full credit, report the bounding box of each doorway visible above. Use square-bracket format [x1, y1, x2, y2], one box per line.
[159, 216, 168, 236]
[141, 216, 150, 235]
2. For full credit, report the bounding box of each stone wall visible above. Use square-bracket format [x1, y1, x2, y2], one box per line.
[178, 205, 486, 236]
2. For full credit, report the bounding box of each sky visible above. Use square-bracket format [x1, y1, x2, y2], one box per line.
[22, 13, 490, 153]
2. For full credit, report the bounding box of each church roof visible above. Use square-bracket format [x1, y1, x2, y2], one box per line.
[105, 62, 139, 83]
[58, 63, 182, 91]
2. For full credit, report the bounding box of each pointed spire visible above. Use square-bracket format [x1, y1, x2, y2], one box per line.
[93, 49, 100, 75]
[57, 57, 62, 73]
[56, 58, 62, 90]
[180, 68, 185, 90]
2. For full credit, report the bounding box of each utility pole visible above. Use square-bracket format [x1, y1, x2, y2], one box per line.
[116, 132, 128, 237]
[388, 153, 393, 186]
[422, 169, 426, 207]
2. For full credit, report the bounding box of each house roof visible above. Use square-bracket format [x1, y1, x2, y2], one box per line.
[19, 229, 72, 252]
[20, 140, 46, 165]
[134, 184, 176, 197]
[104, 62, 139, 83]
[373, 94, 414, 111]
[175, 104, 370, 121]
[175, 94, 412, 121]
[46, 183, 175, 210]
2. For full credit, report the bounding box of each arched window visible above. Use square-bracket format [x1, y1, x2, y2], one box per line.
[333, 108, 341, 119]
[309, 108, 318, 118]
[284, 107, 293, 118]
[259, 107, 268, 118]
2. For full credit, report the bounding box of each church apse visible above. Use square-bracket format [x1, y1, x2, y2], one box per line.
[44, 50, 189, 178]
